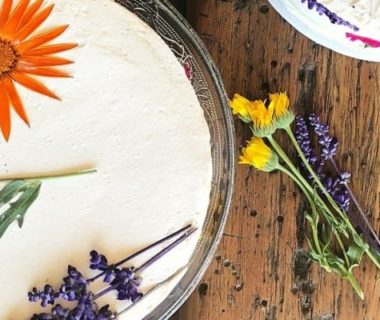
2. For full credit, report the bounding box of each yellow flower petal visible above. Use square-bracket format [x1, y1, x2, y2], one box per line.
[249, 100, 274, 129]
[230, 93, 251, 120]
[270, 92, 289, 118]
[239, 137, 275, 171]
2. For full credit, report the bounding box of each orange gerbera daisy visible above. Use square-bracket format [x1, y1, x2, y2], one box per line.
[0, 0, 76, 141]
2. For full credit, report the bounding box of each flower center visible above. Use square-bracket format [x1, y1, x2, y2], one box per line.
[0, 38, 18, 76]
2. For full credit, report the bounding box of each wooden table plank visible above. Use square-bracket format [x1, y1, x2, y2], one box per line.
[170, 0, 380, 319]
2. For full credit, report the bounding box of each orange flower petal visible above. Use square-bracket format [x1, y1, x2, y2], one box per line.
[0, 0, 13, 29]
[19, 0, 44, 29]
[26, 43, 78, 56]
[2, 76, 30, 126]
[2, 0, 30, 38]
[15, 4, 54, 41]
[17, 24, 69, 53]
[11, 71, 60, 100]
[0, 81, 12, 141]
[17, 66, 71, 78]
[19, 55, 73, 66]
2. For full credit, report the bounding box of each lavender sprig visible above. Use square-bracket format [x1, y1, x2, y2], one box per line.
[295, 115, 349, 211]
[87, 224, 193, 283]
[29, 225, 197, 319]
[295, 114, 380, 253]
[91, 227, 197, 300]
[28, 285, 59, 307]
[308, 114, 338, 161]
[300, 0, 359, 31]
[309, 114, 380, 252]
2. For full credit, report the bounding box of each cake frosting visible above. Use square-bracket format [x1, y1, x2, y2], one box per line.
[0, 0, 211, 319]
[285, 0, 380, 48]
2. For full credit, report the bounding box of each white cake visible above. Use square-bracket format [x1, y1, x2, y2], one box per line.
[284, 0, 380, 48]
[0, 0, 211, 319]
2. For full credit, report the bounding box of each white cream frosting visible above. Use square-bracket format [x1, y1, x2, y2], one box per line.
[320, 0, 380, 30]
[0, 0, 211, 319]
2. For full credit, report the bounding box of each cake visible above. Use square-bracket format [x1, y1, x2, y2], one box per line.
[284, 0, 380, 48]
[0, 0, 211, 319]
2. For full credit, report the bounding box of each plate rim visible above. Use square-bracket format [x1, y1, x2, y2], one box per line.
[121, 0, 236, 319]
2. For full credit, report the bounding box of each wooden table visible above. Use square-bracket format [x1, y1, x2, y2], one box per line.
[169, 1, 380, 319]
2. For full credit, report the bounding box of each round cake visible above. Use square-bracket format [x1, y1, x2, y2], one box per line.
[0, 0, 211, 319]
[283, 0, 380, 48]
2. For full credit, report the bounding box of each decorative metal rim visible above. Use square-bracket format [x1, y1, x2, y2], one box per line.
[115, 0, 236, 319]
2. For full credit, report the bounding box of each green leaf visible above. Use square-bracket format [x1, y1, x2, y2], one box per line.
[347, 243, 365, 272]
[0, 180, 26, 205]
[0, 180, 41, 238]
[321, 223, 332, 251]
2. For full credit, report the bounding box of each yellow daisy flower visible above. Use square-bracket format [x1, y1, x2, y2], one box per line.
[269, 92, 295, 129]
[239, 137, 278, 172]
[248, 99, 274, 128]
[270, 92, 289, 117]
[230, 94, 252, 123]
[230, 92, 294, 136]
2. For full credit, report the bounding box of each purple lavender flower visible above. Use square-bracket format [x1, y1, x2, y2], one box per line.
[300, 0, 359, 31]
[295, 114, 380, 253]
[295, 116, 325, 179]
[51, 305, 70, 318]
[59, 266, 88, 302]
[89, 251, 116, 283]
[28, 285, 58, 307]
[90, 251, 109, 271]
[70, 293, 97, 319]
[339, 171, 351, 185]
[295, 116, 318, 166]
[323, 176, 339, 195]
[28, 287, 41, 303]
[295, 115, 350, 212]
[31, 300, 115, 320]
[111, 268, 142, 302]
[28, 226, 197, 319]
[309, 114, 338, 160]
[334, 190, 351, 212]
[308, 114, 329, 136]
[97, 305, 114, 320]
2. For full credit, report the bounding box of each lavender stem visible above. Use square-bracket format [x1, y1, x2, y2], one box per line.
[87, 224, 192, 283]
[92, 227, 197, 300]
[92, 283, 117, 301]
[135, 227, 197, 273]
[330, 158, 380, 250]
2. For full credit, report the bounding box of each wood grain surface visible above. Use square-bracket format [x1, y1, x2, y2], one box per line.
[169, 1, 380, 319]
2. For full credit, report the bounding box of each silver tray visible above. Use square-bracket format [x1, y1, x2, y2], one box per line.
[115, 0, 236, 319]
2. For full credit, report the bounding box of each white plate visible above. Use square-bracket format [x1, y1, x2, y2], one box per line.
[269, 0, 380, 62]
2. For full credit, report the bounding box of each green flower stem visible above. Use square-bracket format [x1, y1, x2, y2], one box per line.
[267, 135, 312, 193]
[284, 127, 349, 220]
[0, 168, 97, 183]
[344, 269, 364, 300]
[284, 127, 380, 270]
[334, 229, 351, 268]
[278, 164, 329, 269]
[267, 135, 339, 227]
[279, 155, 361, 296]
[269, 135, 352, 269]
